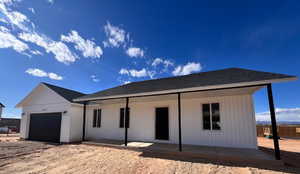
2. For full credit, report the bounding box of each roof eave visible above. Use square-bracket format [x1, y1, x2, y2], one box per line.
[15, 83, 71, 108]
[74, 76, 297, 102]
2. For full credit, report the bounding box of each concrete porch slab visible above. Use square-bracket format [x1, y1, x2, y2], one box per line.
[82, 139, 283, 167]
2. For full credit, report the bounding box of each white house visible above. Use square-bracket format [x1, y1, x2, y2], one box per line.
[0, 102, 4, 118]
[16, 68, 297, 159]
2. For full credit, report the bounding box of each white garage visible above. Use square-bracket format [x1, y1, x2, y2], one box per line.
[16, 83, 85, 143]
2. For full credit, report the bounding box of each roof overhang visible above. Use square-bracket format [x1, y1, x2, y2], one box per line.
[15, 83, 70, 108]
[74, 77, 297, 102]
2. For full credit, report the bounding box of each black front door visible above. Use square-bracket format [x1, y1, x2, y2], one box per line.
[155, 107, 169, 140]
[29, 113, 62, 143]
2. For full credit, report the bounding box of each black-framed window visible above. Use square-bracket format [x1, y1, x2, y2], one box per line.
[119, 108, 130, 128]
[202, 103, 220, 130]
[93, 109, 101, 128]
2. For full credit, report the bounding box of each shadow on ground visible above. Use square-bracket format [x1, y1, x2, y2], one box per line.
[259, 146, 300, 168]
[139, 149, 300, 174]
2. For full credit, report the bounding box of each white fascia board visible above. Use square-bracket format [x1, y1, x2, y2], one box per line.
[70, 103, 84, 107]
[74, 77, 297, 102]
[16, 83, 71, 108]
[15, 83, 44, 108]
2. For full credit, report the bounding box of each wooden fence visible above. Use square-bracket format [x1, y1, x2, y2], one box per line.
[257, 125, 300, 138]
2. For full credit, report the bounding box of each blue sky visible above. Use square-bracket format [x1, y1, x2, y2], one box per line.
[0, 0, 299, 121]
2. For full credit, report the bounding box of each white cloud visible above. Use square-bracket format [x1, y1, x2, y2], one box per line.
[0, 0, 92, 64]
[129, 68, 147, 77]
[91, 75, 99, 82]
[119, 68, 150, 78]
[48, 72, 63, 80]
[119, 68, 129, 75]
[123, 81, 131, 84]
[47, 0, 54, 4]
[152, 58, 174, 68]
[151, 58, 163, 66]
[126, 47, 144, 58]
[25, 68, 47, 77]
[61, 30, 103, 58]
[256, 108, 300, 122]
[0, 18, 7, 23]
[19, 32, 77, 64]
[172, 62, 202, 76]
[28, 8, 35, 14]
[103, 21, 126, 48]
[147, 70, 156, 79]
[25, 68, 63, 80]
[0, 26, 29, 53]
[30, 50, 43, 55]
[0, 0, 32, 31]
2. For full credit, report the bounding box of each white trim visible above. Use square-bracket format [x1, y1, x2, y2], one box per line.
[16, 83, 70, 108]
[74, 77, 297, 102]
[70, 103, 84, 107]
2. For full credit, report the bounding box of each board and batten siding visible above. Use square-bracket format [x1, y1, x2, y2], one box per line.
[68, 104, 84, 142]
[85, 94, 257, 149]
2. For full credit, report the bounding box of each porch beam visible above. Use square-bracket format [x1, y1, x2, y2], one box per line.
[267, 84, 281, 160]
[177, 93, 182, 151]
[82, 102, 87, 141]
[124, 97, 129, 146]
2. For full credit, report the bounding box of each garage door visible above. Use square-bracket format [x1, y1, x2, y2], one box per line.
[29, 113, 62, 143]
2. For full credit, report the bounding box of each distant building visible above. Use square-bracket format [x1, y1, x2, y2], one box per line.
[0, 118, 21, 133]
[0, 103, 20, 133]
[0, 102, 4, 118]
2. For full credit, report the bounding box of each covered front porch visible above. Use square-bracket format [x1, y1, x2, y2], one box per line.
[79, 84, 281, 160]
[82, 138, 282, 167]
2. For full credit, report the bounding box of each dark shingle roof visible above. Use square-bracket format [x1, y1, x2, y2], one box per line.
[42, 83, 85, 103]
[0, 103, 5, 107]
[76, 68, 296, 101]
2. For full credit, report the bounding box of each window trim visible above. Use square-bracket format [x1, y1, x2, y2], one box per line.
[119, 107, 130, 128]
[202, 103, 221, 131]
[97, 109, 101, 128]
[92, 109, 101, 128]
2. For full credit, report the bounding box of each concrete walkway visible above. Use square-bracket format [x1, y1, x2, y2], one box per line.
[83, 139, 282, 167]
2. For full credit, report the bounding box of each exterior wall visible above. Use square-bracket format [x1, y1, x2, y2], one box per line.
[181, 95, 257, 148]
[85, 94, 257, 149]
[19, 86, 72, 143]
[69, 104, 83, 142]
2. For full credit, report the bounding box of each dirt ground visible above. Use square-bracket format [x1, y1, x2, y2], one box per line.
[0, 134, 56, 160]
[0, 135, 299, 174]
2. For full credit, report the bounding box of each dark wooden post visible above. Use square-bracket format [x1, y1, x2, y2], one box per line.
[82, 102, 87, 141]
[124, 97, 129, 146]
[267, 84, 281, 160]
[177, 93, 182, 151]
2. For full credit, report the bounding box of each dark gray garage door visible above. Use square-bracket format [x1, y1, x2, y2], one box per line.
[29, 113, 62, 143]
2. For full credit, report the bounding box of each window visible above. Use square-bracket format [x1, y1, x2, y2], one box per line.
[202, 103, 220, 130]
[119, 108, 130, 128]
[93, 109, 101, 128]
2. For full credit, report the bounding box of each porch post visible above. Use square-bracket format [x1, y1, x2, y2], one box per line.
[82, 101, 87, 141]
[267, 84, 281, 160]
[124, 97, 129, 146]
[177, 93, 182, 152]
